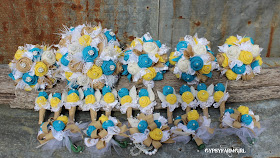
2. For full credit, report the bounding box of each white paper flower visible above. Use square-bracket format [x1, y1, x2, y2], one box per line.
[177, 58, 190, 73]
[143, 42, 159, 56]
[193, 44, 207, 55]
[77, 75, 90, 86]
[127, 62, 141, 75]
[251, 45, 260, 57]
[67, 43, 83, 55]
[42, 50, 56, 65]
[226, 45, 240, 60]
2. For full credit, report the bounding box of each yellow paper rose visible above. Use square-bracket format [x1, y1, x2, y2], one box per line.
[226, 70, 238, 80]
[214, 91, 224, 102]
[166, 94, 177, 105]
[79, 35, 92, 46]
[143, 67, 156, 81]
[187, 110, 199, 121]
[50, 97, 61, 108]
[121, 95, 132, 105]
[36, 96, 47, 108]
[56, 52, 63, 61]
[131, 38, 143, 47]
[222, 53, 229, 67]
[85, 94, 96, 104]
[255, 56, 263, 66]
[155, 53, 165, 63]
[34, 62, 48, 77]
[57, 115, 68, 125]
[104, 92, 115, 103]
[197, 90, 209, 102]
[14, 49, 25, 60]
[139, 96, 151, 108]
[149, 128, 163, 141]
[169, 52, 178, 65]
[182, 91, 194, 104]
[65, 71, 73, 81]
[67, 93, 80, 102]
[99, 114, 109, 123]
[225, 36, 238, 45]
[239, 51, 253, 65]
[199, 64, 212, 74]
[237, 106, 249, 115]
[87, 65, 103, 80]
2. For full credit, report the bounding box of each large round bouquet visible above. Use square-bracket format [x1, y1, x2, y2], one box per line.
[55, 23, 123, 89]
[217, 35, 263, 80]
[9, 44, 58, 91]
[169, 34, 218, 84]
[121, 32, 170, 88]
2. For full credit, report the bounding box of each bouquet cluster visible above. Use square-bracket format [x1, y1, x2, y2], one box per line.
[217, 35, 263, 80]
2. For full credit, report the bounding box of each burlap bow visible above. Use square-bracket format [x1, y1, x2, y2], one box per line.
[129, 113, 174, 149]
[86, 120, 128, 150]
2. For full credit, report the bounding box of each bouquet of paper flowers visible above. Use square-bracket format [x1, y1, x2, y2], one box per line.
[9, 44, 58, 91]
[37, 115, 86, 155]
[171, 110, 214, 150]
[169, 34, 218, 84]
[128, 113, 174, 156]
[217, 35, 263, 80]
[55, 23, 123, 89]
[121, 32, 170, 88]
[84, 114, 128, 156]
[218, 106, 264, 145]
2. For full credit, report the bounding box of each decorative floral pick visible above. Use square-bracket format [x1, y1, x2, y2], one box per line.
[49, 92, 63, 120]
[137, 86, 156, 115]
[100, 86, 118, 117]
[193, 83, 214, 118]
[117, 86, 138, 118]
[217, 35, 263, 81]
[121, 32, 170, 88]
[35, 91, 50, 124]
[157, 86, 180, 124]
[79, 88, 102, 122]
[213, 82, 229, 117]
[178, 85, 198, 114]
[169, 34, 218, 84]
[62, 88, 83, 122]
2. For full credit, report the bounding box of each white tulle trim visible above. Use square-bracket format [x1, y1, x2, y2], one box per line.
[130, 129, 149, 144]
[92, 75, 105, 84]
[221, 112, 235, 127]
[213, 92, 229, 108]
[181, 100, 198, 110]
[243, 65, 252, 75]
[158, 44, 170, 55]
[101, 100, 119, 112]
[84, 138, 99, 147]
[64, 101, 83, 109]
[161, 101, 179, 112]
[34, 102, 50, 111]
[80, 102, 101, 111]
[50, 103, 63, 112]
[104, 75, 119, 87]
[218, 44, 229, 53]
[143, 79, 154, 88]
[229, 59, 243, 69]
[119, 99, 138, 114]
[139, 101, 157, 115]
[241, 121, 255, 130]
[160, 130, 171, 142]
[198, 96, 214, 109]
[252, 66, 261, 74]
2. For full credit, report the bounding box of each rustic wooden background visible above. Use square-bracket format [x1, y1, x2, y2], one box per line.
[0, 0, 280, 64]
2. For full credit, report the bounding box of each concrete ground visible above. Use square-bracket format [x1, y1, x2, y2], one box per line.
[0, 99, 279, 158]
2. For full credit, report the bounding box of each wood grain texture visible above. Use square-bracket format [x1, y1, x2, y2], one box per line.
[1, 65, 279, 110]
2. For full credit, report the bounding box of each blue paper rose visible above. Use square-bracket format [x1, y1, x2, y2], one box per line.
[87, 125, 96, 137]
[232, 64, 246, 74]
[181, 73, 195, 82]
[197, 83, 207, 91]
[53, 120, 66, 131]
[187, 120, 199, 131]
[139, 89, 149, 97]
[84, 88, 95, 97]
[138, 54, 153, 68]
[163, 86, 174, 96]
[61, 53, 69, 66]
[104, 31, 116, 42]
[224, 108, 234, 114]
[82, 46, 98, 62]
[101, 60, 116, 75]
[138, 120, 148, 133]
[176, 41, 188, 51]
[214, 83, 225, 92]
[190, 56, 204, 71]
[22, 73, 38, 85]
[241, 114, 253, 125]
[102, 120, 115, 130]
[118, 88, 129, 98]
[179, 85, 191, 95]
[102, 86, 111, 95]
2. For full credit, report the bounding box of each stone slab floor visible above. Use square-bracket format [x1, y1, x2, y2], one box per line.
[0, 99, 279, 158]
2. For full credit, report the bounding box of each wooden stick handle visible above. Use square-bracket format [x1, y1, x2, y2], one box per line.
[69, 106, 76, 122]
[203, 107, 209, 118]
[53, 108, 61, 120]
[90, 109, 97, 122]
[186, 106, 191, 114]
[38, 108, 46, 124]
[127, 107, 132, 118]
[105, 110, 111, 117]
[220, 101, 226, 117]
[167, 107, 173, 124]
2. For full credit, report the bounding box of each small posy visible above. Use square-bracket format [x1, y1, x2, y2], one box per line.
[169, 34, 218, 84]
[217, 35, 263, 81]
[121, 32, 170, 88]
[178, 84, 198, 113]
[100, 86, 119, 117]
[117, 86, 139, 118]
[35, 91, 50, 124]
[137, 86, 156, 115]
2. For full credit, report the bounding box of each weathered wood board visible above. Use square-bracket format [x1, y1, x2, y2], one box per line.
[1, 64, 279, 110]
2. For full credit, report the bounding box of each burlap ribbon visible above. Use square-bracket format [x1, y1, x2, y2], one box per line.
[92, 81, 104, 89]
[69, 60, 83, 72]
[129, 113, 174, 149]
[87, 120, 128, 150]
[37, 120, 81, 145]
[16, 57, 32, 73]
